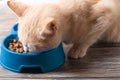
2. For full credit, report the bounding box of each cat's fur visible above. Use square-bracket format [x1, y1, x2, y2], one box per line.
[7, 0, 120, 59]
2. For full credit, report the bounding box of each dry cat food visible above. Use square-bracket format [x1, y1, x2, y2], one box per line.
[8, 39, 24, 53]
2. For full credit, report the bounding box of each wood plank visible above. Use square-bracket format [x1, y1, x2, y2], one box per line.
[1, 78, 120, 80]
[0, 48, 120, 79]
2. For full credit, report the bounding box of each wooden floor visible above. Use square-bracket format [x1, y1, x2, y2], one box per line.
[1, 3, 120, 80]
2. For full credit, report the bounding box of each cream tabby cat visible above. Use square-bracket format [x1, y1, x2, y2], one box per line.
[7, 0, 120, 59]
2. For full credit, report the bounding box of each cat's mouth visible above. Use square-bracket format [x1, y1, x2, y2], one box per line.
[23, 45, 50, 53]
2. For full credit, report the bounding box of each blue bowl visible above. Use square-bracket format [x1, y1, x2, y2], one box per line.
[0, 24, 65, 73]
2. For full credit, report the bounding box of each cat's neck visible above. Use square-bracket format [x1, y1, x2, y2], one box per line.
[58, 0, 97, 43]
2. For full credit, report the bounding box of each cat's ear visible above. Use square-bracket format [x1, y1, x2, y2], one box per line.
[7, 0, 29, 17]
[39, 18, 57, 40]
[46, 18, 57, 34]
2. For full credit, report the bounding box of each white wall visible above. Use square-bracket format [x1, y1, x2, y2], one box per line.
[19, 0, 57, 4]
[0, 0, 57, 4]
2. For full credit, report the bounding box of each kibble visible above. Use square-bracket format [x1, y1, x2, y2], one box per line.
[8, 39, 24, 53]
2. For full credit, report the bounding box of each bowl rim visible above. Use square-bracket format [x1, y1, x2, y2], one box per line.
[2, 34, 62, 56]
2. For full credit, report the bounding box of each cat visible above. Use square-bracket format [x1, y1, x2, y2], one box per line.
[7, 0, 120, 59]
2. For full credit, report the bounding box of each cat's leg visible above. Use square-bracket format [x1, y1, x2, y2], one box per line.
[68, 16, 112, 59]
[68, 43, 89, 59]
[68, 28, 107, 59]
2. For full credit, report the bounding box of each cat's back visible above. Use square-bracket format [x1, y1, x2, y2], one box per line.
[57, 0, 100, 15]
[58, 0, 120, 11]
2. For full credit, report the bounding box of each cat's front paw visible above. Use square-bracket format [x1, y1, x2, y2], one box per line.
[68, 48, 86, 59]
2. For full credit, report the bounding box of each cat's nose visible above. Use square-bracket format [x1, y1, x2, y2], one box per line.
[23, 45, 29, 53]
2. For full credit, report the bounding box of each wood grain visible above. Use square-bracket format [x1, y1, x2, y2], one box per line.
[1, 3, 120, 80]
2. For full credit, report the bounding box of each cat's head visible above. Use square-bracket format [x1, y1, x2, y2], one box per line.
[7, 0, 63, 52]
